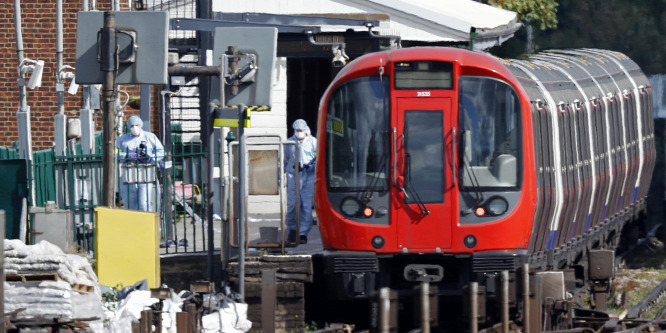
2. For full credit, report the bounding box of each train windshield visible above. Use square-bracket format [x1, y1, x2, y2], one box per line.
[459, 76, 521, 190]
[325, 76, 390, 192]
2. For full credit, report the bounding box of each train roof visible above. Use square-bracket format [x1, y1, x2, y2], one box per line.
[503, 49, 651, 105]
[331, 47, 518, 86]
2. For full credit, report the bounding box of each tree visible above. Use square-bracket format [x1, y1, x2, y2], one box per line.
[538, 0, 666, 75]
[486, 0, 559, 54]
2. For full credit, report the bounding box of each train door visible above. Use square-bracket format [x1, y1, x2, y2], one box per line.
[393, 97, 454, 251]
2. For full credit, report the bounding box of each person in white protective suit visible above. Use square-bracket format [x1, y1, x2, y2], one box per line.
[284, 119, 317, 245]
[116, 115, 165, 211]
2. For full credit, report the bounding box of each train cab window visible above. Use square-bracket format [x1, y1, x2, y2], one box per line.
[458, 76, 521, 190]
[325, 76, 390, 193]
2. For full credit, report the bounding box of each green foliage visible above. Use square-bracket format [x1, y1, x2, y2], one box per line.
[487, 0, 559, 30]
[489, 0, 666, 75]
[537, 0, 666, 75]
[305, 321, 319, 332]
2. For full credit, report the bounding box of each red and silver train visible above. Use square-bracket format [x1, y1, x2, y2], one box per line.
[309, 47, 655, 330]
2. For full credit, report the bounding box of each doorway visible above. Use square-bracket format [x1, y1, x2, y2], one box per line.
[286, 58, 340, 138]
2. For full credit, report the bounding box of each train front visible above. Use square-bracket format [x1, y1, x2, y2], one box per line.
[311, 47, 536, 309]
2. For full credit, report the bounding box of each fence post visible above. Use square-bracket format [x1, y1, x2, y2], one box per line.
[140, 310, 153, 333]
[262, 269, 277, 332]
[176, 312, 192, 333]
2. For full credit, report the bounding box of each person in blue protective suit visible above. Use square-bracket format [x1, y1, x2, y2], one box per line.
[284, 119, 317, 245]
[116, 115, 165, 211]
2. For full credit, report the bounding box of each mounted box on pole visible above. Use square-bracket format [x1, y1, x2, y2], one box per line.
[75, 11, 168, 207]
[211, 27, 278, 110]
[75, 11, 169, 85]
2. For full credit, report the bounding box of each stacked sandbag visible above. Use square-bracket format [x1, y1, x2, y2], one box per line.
[5, 280, 74, 318]
[4, 239, 103, 320]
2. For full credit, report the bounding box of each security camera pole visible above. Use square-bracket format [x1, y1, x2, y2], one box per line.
[13, 0, 35, 214]
[54, 0, 66, 156]
[101, 12, 117, 207]
[14, 0, 32, 164]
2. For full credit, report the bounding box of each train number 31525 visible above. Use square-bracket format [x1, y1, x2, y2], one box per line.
[417, 91, 431, 97]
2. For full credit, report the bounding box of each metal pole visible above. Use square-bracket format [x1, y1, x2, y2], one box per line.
[522, 264, 531, 333]
[420, 282, 431, 333]
[14, 0, 31, 157]
[101, 12, 117, 207]
[160, 90, 173, 243]
[238, 104, 247, 302]
[470, 282, 478, 333]
[379, 287, 391, 333]
[501, 270, 510, 333]
[207, 103, 215, 280]
[14, 0, 35, 214]
[196, 0, 215, 284]
[14, 0, 26, 110]
[54, 0, 66, 156]
[81, 0, 94, 155]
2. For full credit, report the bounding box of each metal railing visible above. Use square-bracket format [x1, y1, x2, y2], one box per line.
[1, 141, 210, 256]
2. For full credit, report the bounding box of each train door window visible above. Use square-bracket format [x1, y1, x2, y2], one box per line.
[458, 76, 521, 189]
[404, 111, 444, 203]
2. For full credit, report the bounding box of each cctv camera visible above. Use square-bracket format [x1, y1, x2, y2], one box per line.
[332, 59, 346, 68]
[331, 47, 349, 68]
[27, 60, 44, 89]
[67, 78, 79, 95]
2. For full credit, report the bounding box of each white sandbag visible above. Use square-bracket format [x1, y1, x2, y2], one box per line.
[201, 302, 252, 333]
[105, 290, 182, 333]
[71, 291, 104, 319]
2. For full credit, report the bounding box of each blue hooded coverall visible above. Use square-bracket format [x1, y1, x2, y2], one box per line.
[284, 119, 317, 240]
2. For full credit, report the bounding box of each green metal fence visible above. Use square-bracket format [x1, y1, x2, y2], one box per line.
[0, 139, 210, 256]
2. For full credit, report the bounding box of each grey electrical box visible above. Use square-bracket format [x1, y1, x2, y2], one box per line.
[75, 11, 168, 85]
[30, 204, 74, 252]
[212, 27, 277, 107]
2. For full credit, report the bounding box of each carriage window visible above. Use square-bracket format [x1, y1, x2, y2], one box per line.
[326, 76, 390, 192]
[459, 76, 521, 189]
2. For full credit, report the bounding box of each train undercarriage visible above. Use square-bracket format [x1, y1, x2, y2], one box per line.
[307, 201, 647, 332]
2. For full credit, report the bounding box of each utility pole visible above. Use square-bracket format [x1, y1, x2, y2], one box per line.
[101, 12, 117, 207]
[196, 0, 216, 283]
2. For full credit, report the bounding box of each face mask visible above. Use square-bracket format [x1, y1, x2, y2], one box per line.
[130, 126, 142, 137]
[295, 131, 306, 140]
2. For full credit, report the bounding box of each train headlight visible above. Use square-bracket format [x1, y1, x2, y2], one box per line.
[363, 207, 374, 218]
[340, 197, 362, 217]
[486, 196, 509, 216]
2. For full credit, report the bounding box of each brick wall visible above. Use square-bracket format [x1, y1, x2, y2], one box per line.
[0, 1, 155, 151]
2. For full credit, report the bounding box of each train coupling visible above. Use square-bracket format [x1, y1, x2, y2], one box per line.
[404, 264, 444, 282]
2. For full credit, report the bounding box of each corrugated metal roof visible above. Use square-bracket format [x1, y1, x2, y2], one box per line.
[214, 0, 521, 50]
